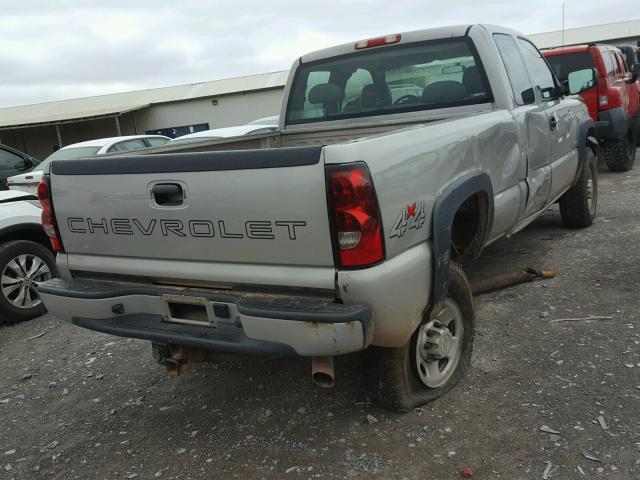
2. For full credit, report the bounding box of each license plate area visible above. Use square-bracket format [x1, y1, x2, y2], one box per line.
[161, 294, 216, 327]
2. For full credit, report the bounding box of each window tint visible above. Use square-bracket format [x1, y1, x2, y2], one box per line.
[545, 52, 594, 82]
[601, 49, 615, 76]
[517, 38, 559, 100]
[145, 137, 170, 147]
[286, 38, 491, 125]
[0, 148, 23, 170]
[493, 34, 535, 105]
[109, 139, 147, 152]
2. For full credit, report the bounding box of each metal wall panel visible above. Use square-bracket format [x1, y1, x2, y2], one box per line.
[134, 89, 283, 133]
[1, 89, 283, 160]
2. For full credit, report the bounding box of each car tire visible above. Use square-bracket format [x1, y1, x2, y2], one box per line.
[0, 240, 56, 325]
[559, 148, 597, 228]
[602, 126, 636, 172]
[366, 262, 475, 412]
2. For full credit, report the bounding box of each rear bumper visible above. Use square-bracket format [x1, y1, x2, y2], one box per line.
[37, 278, 373, 357]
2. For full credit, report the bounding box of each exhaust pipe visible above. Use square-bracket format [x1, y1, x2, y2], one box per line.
[311, 356, 335, 388]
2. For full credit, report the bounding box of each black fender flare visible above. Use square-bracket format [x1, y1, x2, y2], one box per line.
[573, 117, 598, 187]
[430, 170, 494, 311]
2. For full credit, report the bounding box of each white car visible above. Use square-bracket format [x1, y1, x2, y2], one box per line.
[169, 124, 278, 145]
[0, 190, 56, 324]
[247, 115, 279, 125]
[7, 135, 170, 195]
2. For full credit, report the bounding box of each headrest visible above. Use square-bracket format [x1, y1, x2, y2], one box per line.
[308, 83, 345, 104]
[361, 83, 392, 109]
[422, 81, 466, 103]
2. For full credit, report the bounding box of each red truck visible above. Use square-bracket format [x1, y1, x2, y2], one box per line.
[544, 44, 640, 171]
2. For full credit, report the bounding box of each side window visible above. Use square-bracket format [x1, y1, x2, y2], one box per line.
[613, 52, 627, 74]
[0, 148, 23, 170]
[601, 50, 615, 77]
[517, 38, 559, 100]
[493, 34, 535, 105]
[108, 139, 147, 153]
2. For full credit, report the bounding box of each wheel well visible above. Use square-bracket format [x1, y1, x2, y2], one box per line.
[450, 192, 490, 261]
[0, 225, 51, 251]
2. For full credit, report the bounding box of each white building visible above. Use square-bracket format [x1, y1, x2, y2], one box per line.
[528, 19, 640, 49]
[0, 71, 288, 159]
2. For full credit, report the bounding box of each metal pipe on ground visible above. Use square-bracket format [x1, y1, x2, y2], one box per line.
[311, 356, 335, 388]
[470, 268, 555, 295]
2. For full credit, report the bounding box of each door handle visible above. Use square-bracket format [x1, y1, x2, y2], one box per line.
[151, 183, 184, 206]
[549, 115, 559, 131]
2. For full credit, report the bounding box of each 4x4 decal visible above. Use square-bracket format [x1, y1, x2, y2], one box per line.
[389, 202, 426, 238]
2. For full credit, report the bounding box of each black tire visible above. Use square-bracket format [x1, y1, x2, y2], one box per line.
[602, 127, 636, 172]
[366, 263, 475, 412]
[559, 148, 597, 228]
[0, 240, 56, 325]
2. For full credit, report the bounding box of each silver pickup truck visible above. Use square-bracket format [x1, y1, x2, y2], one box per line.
[37, 24, 599, 411]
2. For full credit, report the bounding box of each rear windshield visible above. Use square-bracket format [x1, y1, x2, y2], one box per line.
[286, 38, 491, 125]
[34, 146, 101, 171]
[545, 52, 594, 82]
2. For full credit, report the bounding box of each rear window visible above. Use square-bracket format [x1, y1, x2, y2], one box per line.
[286, 38, 491, 125]
[545, 52, 594, 82]
[34, 146, 101, 171]
[145, 137, 170, 147]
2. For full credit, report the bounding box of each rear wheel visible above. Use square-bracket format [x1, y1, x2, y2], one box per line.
[0, 240, 56, 325]
[366, 263, 475, 412]
[559, 148, 597, 228]
[603, 126, 636, 172]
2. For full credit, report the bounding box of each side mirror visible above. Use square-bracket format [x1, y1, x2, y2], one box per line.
[567, 68, 597, 95]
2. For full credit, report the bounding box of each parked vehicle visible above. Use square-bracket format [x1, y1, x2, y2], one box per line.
[0, 144, 39, 190]
[247, 115, 279, 125]
[169, 124, 279, 145]
[37, 24, 598, 412]
[0, 190, 55, 324]
[7, 135, 170, 195]
[544, 45, 640, 171]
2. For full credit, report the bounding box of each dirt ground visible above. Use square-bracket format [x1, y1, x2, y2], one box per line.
[1, 161, 640, 480]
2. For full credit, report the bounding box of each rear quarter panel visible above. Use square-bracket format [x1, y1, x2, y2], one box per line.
[323, 110, 522, 260]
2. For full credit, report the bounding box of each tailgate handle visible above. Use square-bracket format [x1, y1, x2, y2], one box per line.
[152, 183, 184, 206]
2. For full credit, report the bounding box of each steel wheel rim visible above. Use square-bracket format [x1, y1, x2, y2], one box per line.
[414, 298, 464, 388]
[1, 254, 51, 309]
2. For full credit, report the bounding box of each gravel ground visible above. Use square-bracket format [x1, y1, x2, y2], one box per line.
[1, 161, 640, 479]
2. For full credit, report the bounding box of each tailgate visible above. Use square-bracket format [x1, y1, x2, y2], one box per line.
[49, 147, 336, 285]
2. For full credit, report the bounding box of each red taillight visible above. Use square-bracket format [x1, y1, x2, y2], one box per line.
[354, 34, 401, 50]
[327, 163, 384, 268]
[37, 178, 63, 252]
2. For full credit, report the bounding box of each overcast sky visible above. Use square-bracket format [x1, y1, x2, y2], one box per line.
[0, 0, 632, 108]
